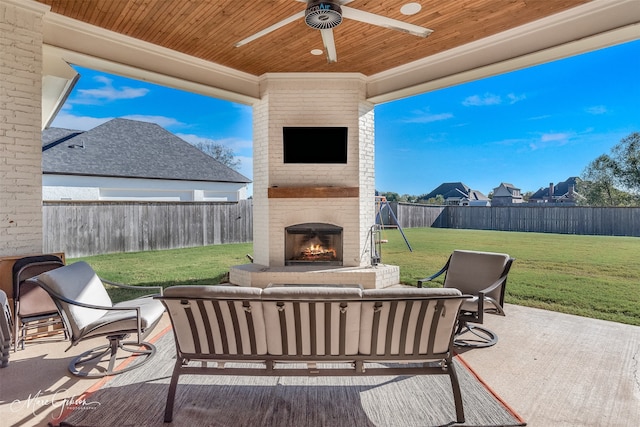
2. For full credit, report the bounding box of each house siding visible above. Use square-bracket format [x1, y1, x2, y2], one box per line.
[43, 175, 248, 201]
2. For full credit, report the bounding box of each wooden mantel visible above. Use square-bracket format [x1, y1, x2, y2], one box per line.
[268, 186, 359, 199]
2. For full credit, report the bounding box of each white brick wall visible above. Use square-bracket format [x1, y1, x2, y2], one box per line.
[253, 74, 375, 267]
[0, 0, 48, 256]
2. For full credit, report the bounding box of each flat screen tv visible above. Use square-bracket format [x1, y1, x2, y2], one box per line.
[283, 127, 348, 164]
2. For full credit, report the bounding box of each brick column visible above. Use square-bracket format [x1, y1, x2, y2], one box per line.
[252, 74, 375, 268]
[0, 0, 49, 256]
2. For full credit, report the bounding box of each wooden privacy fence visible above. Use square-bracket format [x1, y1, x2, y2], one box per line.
[387, 203, 640, 237]
[44, 201, 640, 258]
[43, 200, 253, 258]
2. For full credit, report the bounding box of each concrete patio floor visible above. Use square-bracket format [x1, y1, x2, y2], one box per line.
[1, 304, 639, 426]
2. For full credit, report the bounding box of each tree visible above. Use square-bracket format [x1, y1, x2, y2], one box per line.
[417, 194, 445, 205]
[581, 133, 640, 206]
[581, 154, 619, 206]
[610, 132, 640, 194]
[193, 140, 241, 171]
[378, 191, 400, 202]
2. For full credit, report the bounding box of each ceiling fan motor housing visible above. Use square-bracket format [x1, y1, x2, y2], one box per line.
[305, 1, 343, 29]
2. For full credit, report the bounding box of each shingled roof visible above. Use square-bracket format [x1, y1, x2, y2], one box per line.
[422, 182, 472, 200]
[42, 118, 251, 184]
[531, 177, 580, 200]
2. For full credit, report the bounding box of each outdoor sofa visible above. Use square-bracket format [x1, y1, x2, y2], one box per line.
[157, 284, 468, 423]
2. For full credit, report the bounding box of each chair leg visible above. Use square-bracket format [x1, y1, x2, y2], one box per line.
[164, 359, 183, 422]
[454, 322, 499, 348]
[69, 334, 156, 378]
[448, 360, 466, 424]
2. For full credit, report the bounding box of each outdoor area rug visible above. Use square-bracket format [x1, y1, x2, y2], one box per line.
[58, 327, 526, 427]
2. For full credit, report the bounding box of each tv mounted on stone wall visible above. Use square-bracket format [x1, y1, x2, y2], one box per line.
[283, 127, 348, 164]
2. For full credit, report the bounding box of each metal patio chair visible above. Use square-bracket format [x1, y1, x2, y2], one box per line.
[27, 261, 165, 378]
[418, 250, 515, 347]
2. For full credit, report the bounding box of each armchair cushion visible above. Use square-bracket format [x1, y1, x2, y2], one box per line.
[36, 261, 112, 341]
[444, 250, 511, 303]
[80, 297, 166, 340]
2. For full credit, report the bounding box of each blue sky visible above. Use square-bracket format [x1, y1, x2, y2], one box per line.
[51, 39, 639, 197]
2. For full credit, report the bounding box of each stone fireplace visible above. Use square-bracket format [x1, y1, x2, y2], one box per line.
[285, 223, 343, 266]
[229, 74, 399, 289]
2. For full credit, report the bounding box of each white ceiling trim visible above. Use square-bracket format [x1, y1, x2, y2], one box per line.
[39, 0, 639, 107]
[42, 11, 261, 105]
[368, 23, 640, 105]
[366, 0, 640, 103]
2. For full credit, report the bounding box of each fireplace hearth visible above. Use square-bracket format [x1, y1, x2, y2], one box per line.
[285, 223, 343, 266]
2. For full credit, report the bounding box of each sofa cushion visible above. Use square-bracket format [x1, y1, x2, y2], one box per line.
[360, 287, 463, 356]
[162, 285, 267, 356]
[262, 286, 362, 356]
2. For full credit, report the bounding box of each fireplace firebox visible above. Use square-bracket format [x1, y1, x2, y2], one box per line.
[285, 223, 343, 266]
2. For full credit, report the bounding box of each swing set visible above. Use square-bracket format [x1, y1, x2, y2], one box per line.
[371, 196, 412, 265]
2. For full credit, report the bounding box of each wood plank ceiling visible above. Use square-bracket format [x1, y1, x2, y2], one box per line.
[36, 0, 590, 76]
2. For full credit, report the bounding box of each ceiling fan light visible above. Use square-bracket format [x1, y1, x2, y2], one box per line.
[400, 3, 422, 16]
[305, 1, 343, 30]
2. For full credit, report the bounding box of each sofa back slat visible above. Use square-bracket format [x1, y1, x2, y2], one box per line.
[360, 288, 463, 356]
[161, 286, 267, 356]
[266, 299, 361, 356]
[159, 286, 464, 360]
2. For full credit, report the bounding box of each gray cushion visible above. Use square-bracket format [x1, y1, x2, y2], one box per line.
[444, 250, 510, 302]
[36, 261, 113, 341]
[80, 297, 165, 340]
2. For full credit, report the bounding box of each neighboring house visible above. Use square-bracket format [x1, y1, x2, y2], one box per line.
[491, 182, 524, 206]
[422, 182, 490, 206]
[42, 118, 251, 201]
[529, 177, 581, 205]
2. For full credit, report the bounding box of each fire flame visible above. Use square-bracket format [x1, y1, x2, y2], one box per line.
[303, 244, 336, 258]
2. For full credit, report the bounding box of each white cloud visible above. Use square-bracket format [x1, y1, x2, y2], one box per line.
[72, 75, 149, 104]
[586, 105, 608, 115]
[401, 109, 453, 123]
[463, 92, 526, 106]
[176, 133, 253, 152]
[49, 112, 183, 130]
[540, 132, 571, 143]
[121, 114, 183, 127]
[507, 93, 527, 104]
[49, 112, 113, 130]
[528, 132, 574, 150]
[462, 93, 502, 106]
[236, 155, 254, 180]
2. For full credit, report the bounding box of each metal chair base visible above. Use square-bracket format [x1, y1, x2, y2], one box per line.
[70, 333, 156, 378]
[454, 323, 498, 348]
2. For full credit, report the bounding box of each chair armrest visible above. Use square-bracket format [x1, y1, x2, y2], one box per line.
[101, 278, 163, 296]
[29, 279, 141, 314]
[417, 264, 448, 288]
[477, 274, 508, 296]
[476, 257, 515, 299]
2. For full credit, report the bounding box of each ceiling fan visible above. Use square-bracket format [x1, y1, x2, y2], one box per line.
[235, 0, 433, 63]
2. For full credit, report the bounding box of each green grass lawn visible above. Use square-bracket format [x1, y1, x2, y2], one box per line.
[73, 228, 640, 326]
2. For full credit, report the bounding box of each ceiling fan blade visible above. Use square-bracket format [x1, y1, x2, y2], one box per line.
[341, 6, 433, 38]
[235, 11, 305, 47]
[320, 28, 337, 63]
